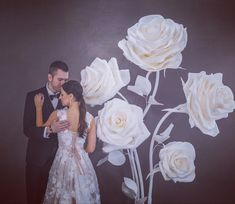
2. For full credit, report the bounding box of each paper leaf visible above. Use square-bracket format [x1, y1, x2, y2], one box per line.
[160, 123, 174, 137]
[122, 181, 136, 200]
[155, 123, 174, 143]
[124, 177, 138, 195]
[148, 96, 163, 106]
[136, 197, 148, 204]
[120, 69, 130, 85]
[128, 84, 143, 96]
[127, 75, 152, 96]
[97, 156, 108, 167]
[108, 150, 126, 166]
[121, 177, 138, 199]
[181, 77, 186, 87]
[162, 105, 187, 113]
[146, 167, 160, 180]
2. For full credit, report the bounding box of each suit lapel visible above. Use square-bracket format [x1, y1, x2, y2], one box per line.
[41, 87, 55, 113]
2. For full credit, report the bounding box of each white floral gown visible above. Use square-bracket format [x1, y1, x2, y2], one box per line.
[43, 108, 100, 204]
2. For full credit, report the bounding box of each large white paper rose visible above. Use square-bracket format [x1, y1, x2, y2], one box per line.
[183, 71, 235, 136]
[97, 98, 150, 152]
[159, 141, 196, 183]
[81, 57, 130, 106]
[118, 15, 187, 72]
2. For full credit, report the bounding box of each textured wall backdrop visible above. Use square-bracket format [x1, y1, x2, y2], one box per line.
[0, 0, 235, 203]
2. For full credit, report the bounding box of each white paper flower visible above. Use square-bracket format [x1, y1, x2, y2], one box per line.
[118, 15, 187, 72]
[81, 57, 130, 106]
[183, 71, 235, 136]
[159, 141, 196, 183]
[96, 98, 150, 152]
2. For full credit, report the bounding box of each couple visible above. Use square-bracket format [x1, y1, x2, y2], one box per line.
[23, 61, 100, 204]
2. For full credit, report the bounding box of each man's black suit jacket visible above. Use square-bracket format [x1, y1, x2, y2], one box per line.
[23, 86, 63, 167]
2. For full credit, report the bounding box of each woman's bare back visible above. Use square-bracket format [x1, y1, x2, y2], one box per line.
[67, 106, 80, 133]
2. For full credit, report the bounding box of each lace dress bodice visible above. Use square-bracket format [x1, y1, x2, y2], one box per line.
[56, 108, 92, 155]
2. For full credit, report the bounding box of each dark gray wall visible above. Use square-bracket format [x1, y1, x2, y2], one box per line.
[1, 0, 235, 203]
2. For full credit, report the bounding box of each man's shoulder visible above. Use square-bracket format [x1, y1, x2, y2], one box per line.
[26, 86, 46, 97]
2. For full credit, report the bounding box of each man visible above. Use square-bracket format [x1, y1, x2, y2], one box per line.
[23, 61, 70, 204]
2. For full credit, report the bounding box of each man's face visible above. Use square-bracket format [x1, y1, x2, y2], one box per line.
[48, 69, 69, 93]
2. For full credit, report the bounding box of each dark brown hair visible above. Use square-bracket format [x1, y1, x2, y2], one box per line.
[49, 61, 69, 76]
[62, 80, 87, 137]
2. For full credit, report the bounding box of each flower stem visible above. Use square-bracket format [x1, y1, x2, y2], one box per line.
[127, 149, 140, 199]
[147, 105, 183, 204]
[134, 149, 144, 199]
[118, 91, 128, 102]
[143, 71, 160, 118]
[127, 149, 136, 183]
[131, 149, 140, 199]
[119, 93, 144, 201]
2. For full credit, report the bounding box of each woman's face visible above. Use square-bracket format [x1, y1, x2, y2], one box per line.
[59, 88, 71, 106]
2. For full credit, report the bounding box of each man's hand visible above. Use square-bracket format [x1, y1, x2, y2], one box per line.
[50, 120, 70, 133]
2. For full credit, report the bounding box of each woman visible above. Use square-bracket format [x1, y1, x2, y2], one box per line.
[34, 80, 100, 204]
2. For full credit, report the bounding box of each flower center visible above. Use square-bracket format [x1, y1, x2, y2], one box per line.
[113, 112, 127, 128]
[174, 158, 189, 172]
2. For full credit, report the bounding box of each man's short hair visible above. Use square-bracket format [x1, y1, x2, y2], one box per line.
[49, 61, 69, 76]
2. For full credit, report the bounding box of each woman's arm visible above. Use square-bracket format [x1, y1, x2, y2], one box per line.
[23, 91, 47, 140]
[38, 111, 57, 127]
[34, 93, 58, 127]
[85, 117, 96, 153]
[35, 107, 44, 127]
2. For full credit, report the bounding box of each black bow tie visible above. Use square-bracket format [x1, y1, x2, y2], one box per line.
[49, 93, 60, 100]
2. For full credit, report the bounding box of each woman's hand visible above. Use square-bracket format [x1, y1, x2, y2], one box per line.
[34, 93, 44, 109]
